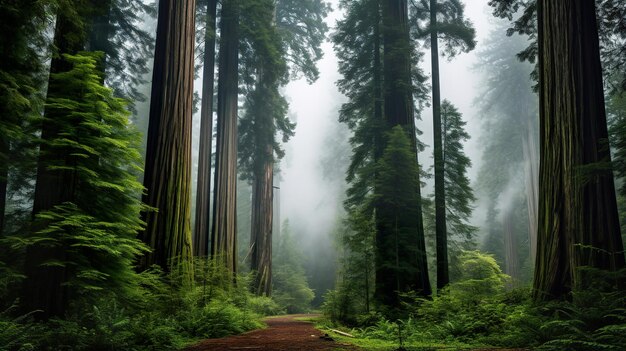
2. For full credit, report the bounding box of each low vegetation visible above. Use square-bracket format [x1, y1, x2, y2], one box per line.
[322, 251, 626, 351]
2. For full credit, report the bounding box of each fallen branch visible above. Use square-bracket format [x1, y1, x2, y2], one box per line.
[329, 329, 354, 338]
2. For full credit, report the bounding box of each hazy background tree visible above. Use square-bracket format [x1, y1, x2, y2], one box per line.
[474, 21, 537, 283]
[193, 0, 218, 257]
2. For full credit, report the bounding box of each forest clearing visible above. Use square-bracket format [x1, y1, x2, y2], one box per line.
[1, 0, 626, 350]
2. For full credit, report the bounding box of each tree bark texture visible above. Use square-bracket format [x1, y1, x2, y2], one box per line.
[193, 0, 218, 257]
[430, 0, 449, 291]
[211, 0, 239, 274]
[250, 150, 273, 296]
[522, 118, 538, 264]
[504, 210, 520, 282]
[140, 0, 196, 278]
[22, 6, 87, 319]
[534, 0, 625, 300]
[376, 0, 431, 306]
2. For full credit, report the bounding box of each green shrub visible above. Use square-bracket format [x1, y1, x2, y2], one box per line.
[247, 296, 284, 316]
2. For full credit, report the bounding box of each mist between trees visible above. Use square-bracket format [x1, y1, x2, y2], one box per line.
[1, 0, 625, 350]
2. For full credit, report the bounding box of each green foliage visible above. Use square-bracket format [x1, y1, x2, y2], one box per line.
[489, 0, 626, 91]
[410, 0, 477, 57]
[276, 0, 331, 83]
[326, 209, 376, 325]
[272, 221, 315, 313]
[532, 269, 626, 351]
[423, 101, 478, 282]
[10, 53, 148, 307]
[0, 0, 51, 236]
[0, 261, 268, 350]
[325, 255, 626, 350]
[374, 126, 430, 305]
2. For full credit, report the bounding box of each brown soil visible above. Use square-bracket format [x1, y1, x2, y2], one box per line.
[184, 314, 361, 351]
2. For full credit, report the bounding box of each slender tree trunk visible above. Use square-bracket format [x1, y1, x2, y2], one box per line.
[87, 0, 112, 78]
[194, 0, 218, 257]
[522, 118, 538, 264]
[272, 165, 280, 240]
[139, 0, 196, 280]
[211, 0, 239, 274]
[429, 0, 448, 291]
[534, 0, 625, 300]
[503, 209, 519, 283]
[250, 149, 273, 296]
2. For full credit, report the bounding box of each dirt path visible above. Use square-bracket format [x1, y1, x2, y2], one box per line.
[184, 314, 360, 351]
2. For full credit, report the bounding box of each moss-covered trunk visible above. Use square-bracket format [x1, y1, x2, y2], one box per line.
[194, 0, 218, 257]
[211, 0, 239, 274]
[250, 150, 273, 296]
[534, 0, 626, 300]
[139, 0, 196, 280]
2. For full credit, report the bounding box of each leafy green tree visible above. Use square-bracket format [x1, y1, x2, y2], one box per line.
[439, 100, 477, 280]
[374, 126, 430, 307]
[411, 0, 476, 290]
[20, 53, 147, 319]
[340, 207, 376, 316]
[334, 0, 431, 309]
[238, 0, 328, 295]
[0, 0, 51, 234]
[238, 0, 290, 296]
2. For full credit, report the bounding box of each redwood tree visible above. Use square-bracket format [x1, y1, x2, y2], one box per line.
[211, 0, 239, 274]
[193, 0, 218, 257]
[376, 0, 431, 306]
[534, 0, 625, 300]
[140, 0, 196, 278]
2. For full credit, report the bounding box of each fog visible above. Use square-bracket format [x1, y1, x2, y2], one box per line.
[279, 1, 503, 245]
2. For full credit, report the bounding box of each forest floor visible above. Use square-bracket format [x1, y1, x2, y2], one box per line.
[184, 314, 361, 350]
[183, 314, 529, 351]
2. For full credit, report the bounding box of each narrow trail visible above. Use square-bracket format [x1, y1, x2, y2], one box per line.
[184, 314, 361, 351]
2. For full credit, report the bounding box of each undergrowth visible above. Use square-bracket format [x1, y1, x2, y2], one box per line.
[0, 261, 272, 351]
[323, 251, 626, 351]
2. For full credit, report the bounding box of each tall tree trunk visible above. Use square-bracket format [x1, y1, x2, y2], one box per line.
[272, 165, 280, 240]
[503, 209, 519, 283]
[250, 147, 273, 296]
[534, 0, 626, 300]
[211, 0, 239, 274]
[139, 0, 196, 280]
[87, 0, 112, 78]
[22, 6, 87, 319]
[522, 118, 538, 264]
[376, 0, 431, 307]
[194, 0, 218, 257]
[430, 0, 448, 291]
